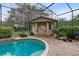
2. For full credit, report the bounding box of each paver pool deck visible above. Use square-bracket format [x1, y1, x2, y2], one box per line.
[29, 36, 79, 56]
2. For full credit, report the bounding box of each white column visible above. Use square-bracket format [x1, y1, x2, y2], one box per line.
[46, 22, 49, 30]
[52, 22, 53, 29]
[35, 22, 37, 32]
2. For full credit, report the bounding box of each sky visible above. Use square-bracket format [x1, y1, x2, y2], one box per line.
[1, 3, 79, 21]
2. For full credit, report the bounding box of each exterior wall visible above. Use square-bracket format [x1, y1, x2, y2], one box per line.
[37, 22, 47, 36]
[32, 22, 54, 36]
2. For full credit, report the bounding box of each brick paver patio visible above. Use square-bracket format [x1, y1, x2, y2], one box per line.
[42, 36, 79, 56]
[29, 36, 79, 56]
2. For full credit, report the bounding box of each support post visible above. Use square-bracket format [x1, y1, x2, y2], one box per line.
[35, 22, 37, 32]
[71, 11, 73, 38]
[56, 16, 58, 28]
[0, 4, 2, 25]
[51, 12, 52, 18]
[47, 22, 49, 30]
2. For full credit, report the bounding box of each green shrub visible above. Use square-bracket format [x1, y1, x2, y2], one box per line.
[58, 31, 67, 37]
[53, 28, 59, 35]
[54, 26, 79, 41]
[60, 26, 79, 39]
[53, 27, 67, 36]
[0, 26, 15, 39]
[18, 32, 27, 37]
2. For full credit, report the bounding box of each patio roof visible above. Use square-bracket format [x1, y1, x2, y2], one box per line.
[31, 16, 57, 23]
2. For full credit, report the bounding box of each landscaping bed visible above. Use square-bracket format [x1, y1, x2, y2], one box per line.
[53, 26, 79, 42]
[0, 26, 29, 40]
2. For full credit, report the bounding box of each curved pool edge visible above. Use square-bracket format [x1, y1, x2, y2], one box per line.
[26, 37, 49, 56]
[13, 37, 49, 56]
[14, 37, 49, 56]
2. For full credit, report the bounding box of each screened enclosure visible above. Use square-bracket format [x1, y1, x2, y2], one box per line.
[0, 3, 79, 40]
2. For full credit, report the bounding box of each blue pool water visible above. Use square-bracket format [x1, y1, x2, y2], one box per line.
[0, 39, 46, 56]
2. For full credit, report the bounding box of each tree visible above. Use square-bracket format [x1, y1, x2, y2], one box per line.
[6, 3, 49, 31]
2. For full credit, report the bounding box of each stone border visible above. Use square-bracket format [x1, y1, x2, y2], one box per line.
[0, 38, 14, 43]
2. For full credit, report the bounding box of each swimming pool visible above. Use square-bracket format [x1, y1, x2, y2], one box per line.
[0, 38, 48, 56]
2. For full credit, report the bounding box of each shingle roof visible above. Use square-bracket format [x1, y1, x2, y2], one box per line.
[31, 16, 57, 22]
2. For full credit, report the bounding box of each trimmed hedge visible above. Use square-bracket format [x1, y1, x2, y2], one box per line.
[0, 26, 14, 39]
[54, 26, 79, 41]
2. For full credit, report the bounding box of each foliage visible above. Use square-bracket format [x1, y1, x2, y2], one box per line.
[54, 26, 79, 41]
[13, 27, 28, 31]
[58, 31, 67, 37]
[17, 32, 27, 37]
[6, 3, 49, 31]
[59, 26, 79, 38]
[0, 26, 15, 39]
[54, 14, 79, 41]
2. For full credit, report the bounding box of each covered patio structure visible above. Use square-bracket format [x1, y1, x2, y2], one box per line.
[31, 16, 57, 36]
